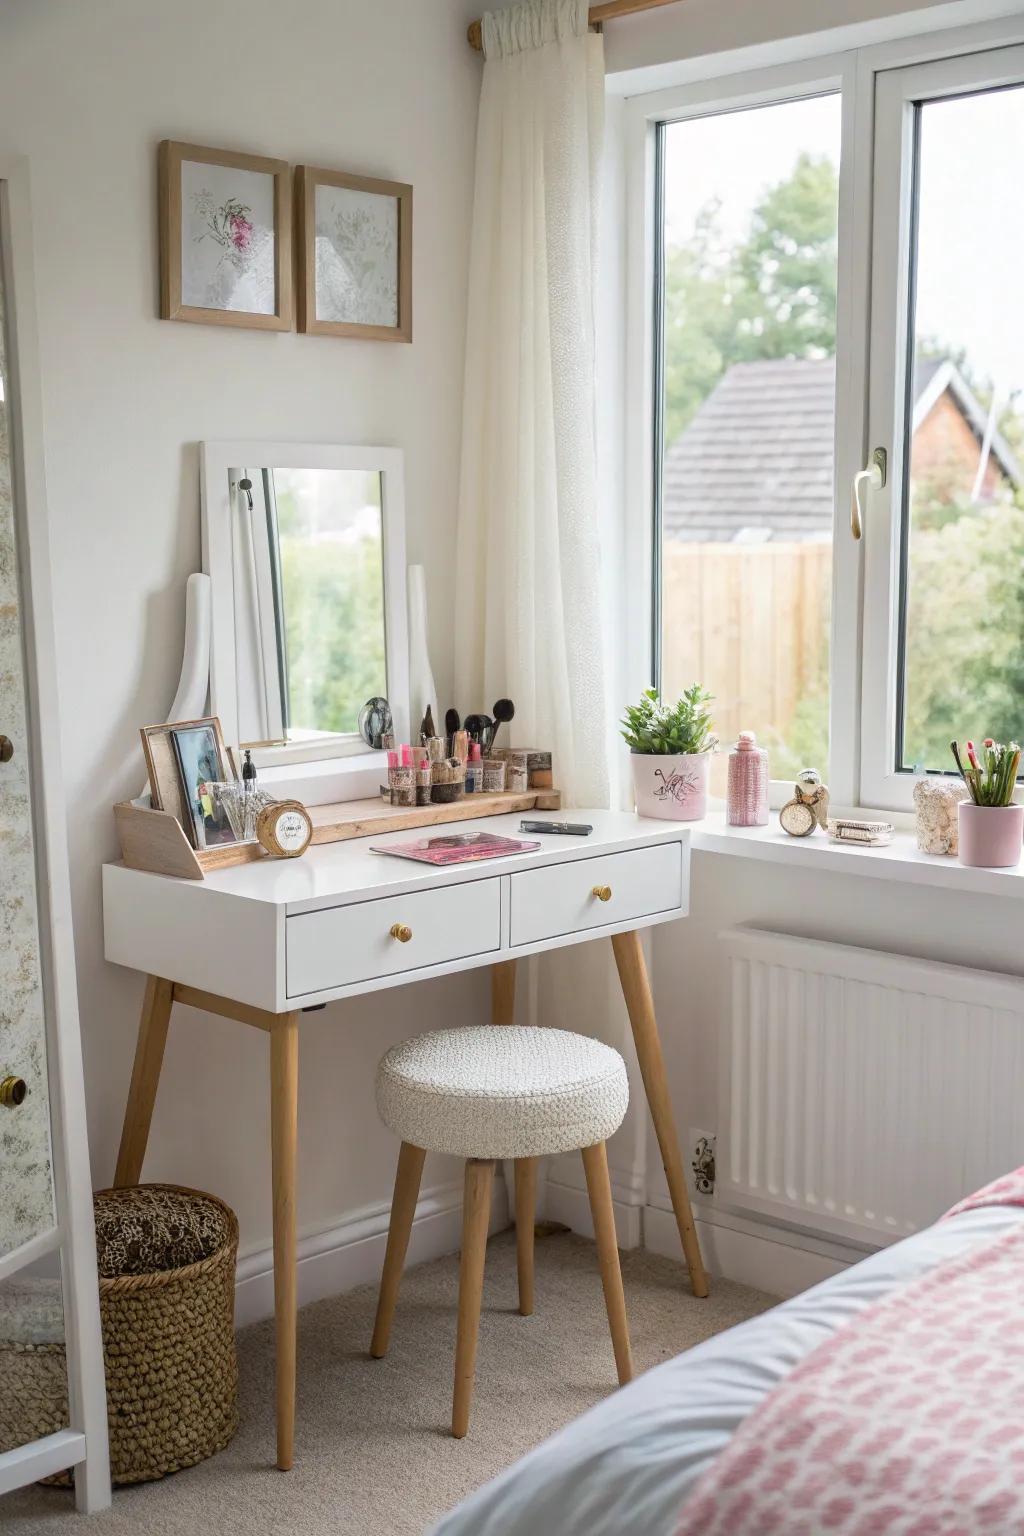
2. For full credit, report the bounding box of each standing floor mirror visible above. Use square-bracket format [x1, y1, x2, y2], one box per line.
[0, 159, 110, 1510]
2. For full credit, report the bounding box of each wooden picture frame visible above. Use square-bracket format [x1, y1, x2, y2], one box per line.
[159, 140, 293, 331]
[140, 716, 234, 846]
[296, 165, 412, 342]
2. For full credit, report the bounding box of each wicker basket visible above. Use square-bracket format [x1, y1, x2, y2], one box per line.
[0, 1184, 239, 1486]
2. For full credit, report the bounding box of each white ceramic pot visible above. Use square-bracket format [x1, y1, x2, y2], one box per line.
[631, 751, 710, 821]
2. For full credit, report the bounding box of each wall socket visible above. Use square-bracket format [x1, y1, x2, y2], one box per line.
[689, 1129, 717, 1197]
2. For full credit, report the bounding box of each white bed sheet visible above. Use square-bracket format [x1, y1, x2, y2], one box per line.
[430, 1205, 1023, 1536]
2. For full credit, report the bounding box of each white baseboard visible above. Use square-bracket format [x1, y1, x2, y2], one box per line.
[234, 1176, 510, 1328]
[542, 1170, 644, 1250]
[644, 1200, 870, 1298]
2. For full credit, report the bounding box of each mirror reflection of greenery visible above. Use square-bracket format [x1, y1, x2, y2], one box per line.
[665, 150, 1024, 779]
[274, 471, 387, 738]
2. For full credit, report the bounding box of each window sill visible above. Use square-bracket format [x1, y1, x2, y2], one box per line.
[690, 811, 1024, 897]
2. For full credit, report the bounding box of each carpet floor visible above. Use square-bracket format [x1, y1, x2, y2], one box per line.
[3, 1228, 776, 1536]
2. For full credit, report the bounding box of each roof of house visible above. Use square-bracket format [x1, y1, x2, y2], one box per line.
[662, 355, 1022, 543]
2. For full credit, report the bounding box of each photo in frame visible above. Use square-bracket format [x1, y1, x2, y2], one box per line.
[141, 717, 236, 849]
[296, 165, 412, 341]
[159, 141, 293, 330]
[170, 721, 237, 849]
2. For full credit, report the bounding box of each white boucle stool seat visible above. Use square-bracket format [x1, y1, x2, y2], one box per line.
[376, 1025, 629, 1161]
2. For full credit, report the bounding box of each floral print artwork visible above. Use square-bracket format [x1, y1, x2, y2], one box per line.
[180, 160, 276, 315]
[314, 184, 399, 328]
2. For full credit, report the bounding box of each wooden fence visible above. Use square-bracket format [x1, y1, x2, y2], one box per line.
[661, 540, 832, 757]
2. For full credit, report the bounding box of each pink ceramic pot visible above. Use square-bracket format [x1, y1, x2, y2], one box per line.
[631, 751, 710, 821]
[957, 802, 1024, 868]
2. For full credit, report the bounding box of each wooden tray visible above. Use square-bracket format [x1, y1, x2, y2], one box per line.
[114, 788, 562, 880]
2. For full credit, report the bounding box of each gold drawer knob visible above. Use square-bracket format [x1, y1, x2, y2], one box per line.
[592, 885, 612, 902]
[0, 1076, 27, 1108]
[389, 923, 413, 943]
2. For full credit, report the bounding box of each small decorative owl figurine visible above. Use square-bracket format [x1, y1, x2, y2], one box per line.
[779, 768, 830, 838]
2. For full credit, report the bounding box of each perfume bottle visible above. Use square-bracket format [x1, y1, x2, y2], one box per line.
[727, 732, 768, 826]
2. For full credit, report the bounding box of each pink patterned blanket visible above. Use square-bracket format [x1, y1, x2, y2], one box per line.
[677, 1170, 1024, 1536]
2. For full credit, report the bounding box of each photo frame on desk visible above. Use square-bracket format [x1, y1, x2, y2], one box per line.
[140, 716, 236, 849]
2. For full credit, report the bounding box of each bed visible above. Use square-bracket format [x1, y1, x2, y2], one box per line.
[431, 1179, 1024, 1535]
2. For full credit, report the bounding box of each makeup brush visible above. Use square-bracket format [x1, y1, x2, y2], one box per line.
[488, 698, 515, 752]
[464, 713, 493, 745]
[444, 708, 460, 756]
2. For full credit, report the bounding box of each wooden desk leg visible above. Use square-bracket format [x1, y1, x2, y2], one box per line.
[113, 976, 174, 1187]
[270, 1012, 300, 1471]
[610, 930, 710, 1300]
[492, 959, 517, 1025]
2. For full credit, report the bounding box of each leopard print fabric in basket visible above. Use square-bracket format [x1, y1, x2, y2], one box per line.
[94, 1186, 231, 1277]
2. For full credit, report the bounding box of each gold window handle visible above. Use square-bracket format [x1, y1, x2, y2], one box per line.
[389, 923, 413, 943]
[591, 885, 612, 903]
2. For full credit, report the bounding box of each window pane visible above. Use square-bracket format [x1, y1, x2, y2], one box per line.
[898, 86, 1024, 771]
[272, 467, 387, 740]
[658, 96, 841, 787]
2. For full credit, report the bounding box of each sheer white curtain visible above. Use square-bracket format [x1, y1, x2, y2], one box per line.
[454, 0, 609, 808]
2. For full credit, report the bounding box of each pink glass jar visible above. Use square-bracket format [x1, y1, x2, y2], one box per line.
[727, 732, 768, 826]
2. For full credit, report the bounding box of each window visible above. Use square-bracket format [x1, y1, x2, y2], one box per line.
[865, 59, 1024, 801]
[655, 95, 842, 791]
[635, 27, 1024, 810]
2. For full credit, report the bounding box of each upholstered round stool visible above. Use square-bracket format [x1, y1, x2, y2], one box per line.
[370, 1025, 633, 1437]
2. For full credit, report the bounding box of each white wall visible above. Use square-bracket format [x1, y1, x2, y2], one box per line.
[0, 0, 487, 1278]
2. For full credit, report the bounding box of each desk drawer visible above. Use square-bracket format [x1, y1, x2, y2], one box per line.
[286, 879, 502, 997]
[509, 841, 683, 947]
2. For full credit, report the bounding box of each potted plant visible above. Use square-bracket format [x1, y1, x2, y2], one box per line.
[951, 738, 1023, 867]
[621, 685, 718, 821]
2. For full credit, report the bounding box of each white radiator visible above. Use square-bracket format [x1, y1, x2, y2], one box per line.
[720, 927, 1024, 1245]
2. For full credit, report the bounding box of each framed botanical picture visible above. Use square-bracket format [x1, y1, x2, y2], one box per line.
[141, 716, 237, 849]
[296, 165, 412, 342]
[159, 141, 293, 330]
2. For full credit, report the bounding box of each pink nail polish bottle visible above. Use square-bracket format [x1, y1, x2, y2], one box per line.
[727, 732, 768, 826]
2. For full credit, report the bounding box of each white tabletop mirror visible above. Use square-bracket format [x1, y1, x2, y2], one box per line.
[201, 442, 409, 774]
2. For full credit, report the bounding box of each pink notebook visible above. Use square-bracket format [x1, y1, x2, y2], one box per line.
[369, 832, 541, 866]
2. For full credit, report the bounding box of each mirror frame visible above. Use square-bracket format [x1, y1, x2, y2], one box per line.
[200, 440, 409, 771]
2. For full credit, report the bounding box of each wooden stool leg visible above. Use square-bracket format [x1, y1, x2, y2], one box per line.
[114, 976, 174, 1187]
[611, 930, 710, 1300]
[491, 959, 517, 1025]
[581, 1141, 634, 1386]
[514, 1157, 537, 1317]
[370, 1141, 427, 1358]
[452, 1158, 494, 1438]
[271, 1012, 300, 1472]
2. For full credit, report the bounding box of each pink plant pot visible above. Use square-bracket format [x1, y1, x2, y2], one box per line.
[631, 752, 710, 821]
[957, 802, 1024, 869]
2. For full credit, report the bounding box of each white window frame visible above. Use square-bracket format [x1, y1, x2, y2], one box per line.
[860, 38, 1024, 809]
[624, 12, 1024, 815]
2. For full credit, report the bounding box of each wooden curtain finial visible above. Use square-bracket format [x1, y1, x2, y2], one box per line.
[468, 19, 483, 50]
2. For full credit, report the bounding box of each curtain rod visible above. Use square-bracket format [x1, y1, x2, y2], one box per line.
[467, 0, 682, 52]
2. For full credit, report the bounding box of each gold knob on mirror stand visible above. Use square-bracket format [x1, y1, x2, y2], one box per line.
[0, 1076, 27, 1107]
[389, 923, 413, 943]
[592, 885, 612, 902]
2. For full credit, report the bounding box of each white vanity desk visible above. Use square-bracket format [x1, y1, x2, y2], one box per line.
[103, 808, 709, 1470]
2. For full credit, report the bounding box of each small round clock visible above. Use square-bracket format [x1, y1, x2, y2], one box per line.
[779, 797, 817, 837]
[256, 800, 313, 859]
